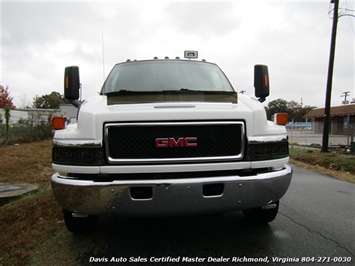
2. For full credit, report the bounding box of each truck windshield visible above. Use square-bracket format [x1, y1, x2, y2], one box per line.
[101, 60, 234, 94]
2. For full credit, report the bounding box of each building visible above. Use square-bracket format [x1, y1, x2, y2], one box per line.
[304, 104, 355, 135]
[59, 104, 78, 124]
[286, 121, 311, 130]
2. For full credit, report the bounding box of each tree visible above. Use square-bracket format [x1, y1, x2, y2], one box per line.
[287, 100, 302, 121]
[287, 101, 316, 122]
[4, 105, 11, 144]
[33, 91, 68, 109]
[266, 99, 289, 120]
[266, 98, 316, 122]
[0, 85, 15, 109]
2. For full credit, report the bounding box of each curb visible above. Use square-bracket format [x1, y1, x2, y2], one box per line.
[0, 183, 39, 206]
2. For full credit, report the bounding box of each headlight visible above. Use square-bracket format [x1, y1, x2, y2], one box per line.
[53, 147, 104, 165]
[248, 141, 289, 161]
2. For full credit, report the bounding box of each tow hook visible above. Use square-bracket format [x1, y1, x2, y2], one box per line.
[261, 203, 278, 210]
[72, 213, 89, 218]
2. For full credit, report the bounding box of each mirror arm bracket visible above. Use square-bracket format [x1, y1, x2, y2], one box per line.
[69, 100, 81, 108]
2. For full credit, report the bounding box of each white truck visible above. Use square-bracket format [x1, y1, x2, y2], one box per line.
[51, 51, 292, 233]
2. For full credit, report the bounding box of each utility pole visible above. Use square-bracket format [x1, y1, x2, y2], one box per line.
[322, 0, 339, 152]
[341, 91, 350, 104]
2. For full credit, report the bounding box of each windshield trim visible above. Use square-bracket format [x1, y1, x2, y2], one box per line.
[106, 90, 238, 105]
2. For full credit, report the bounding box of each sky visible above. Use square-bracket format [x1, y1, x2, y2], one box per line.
[1, 0, 354, 109]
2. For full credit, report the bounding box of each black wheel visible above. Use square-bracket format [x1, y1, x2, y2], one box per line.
[63, 209, 99, 233]
[242, 201, 279, 224]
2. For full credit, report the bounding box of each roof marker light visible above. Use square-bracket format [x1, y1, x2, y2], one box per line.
[184, 50, 198, 59]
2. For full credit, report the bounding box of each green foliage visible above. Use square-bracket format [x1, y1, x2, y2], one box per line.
[290, 147, 355, 174]
[265, 98, 316, 122]
[289, 147, 313, 160]
[33, 91, 68, 109]
[0, 114, 53, 144]
[4, 105, 11, 144]
[266, 99, 288, 119]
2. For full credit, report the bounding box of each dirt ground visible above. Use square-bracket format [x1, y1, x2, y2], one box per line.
[0, 141, 63, 266]
[0, 141, 53, 184]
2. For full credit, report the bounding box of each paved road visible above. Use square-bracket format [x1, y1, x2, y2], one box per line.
[69, 165, 354, 265]
[32, 165, 354, 265]
[281, 165, 354, 256]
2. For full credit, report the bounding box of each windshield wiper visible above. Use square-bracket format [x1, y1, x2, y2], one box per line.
[105, 90, 136, 95]
[162, 88, 198, 92]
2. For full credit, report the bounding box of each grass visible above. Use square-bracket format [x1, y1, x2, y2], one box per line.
[0, 141, 354, 265]
[0, 141, 53, 184]
[0, 188, 62, 265]
[0, 141, 63, 266]
[289, 146, 355, 184]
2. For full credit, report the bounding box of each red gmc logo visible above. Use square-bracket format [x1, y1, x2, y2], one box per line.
[155, 137, 198, 148]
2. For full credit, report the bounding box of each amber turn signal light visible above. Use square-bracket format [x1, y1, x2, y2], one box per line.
[52, 117, 66, 130]
[274, 113, 288, 126]
[264, 74, 268, 87]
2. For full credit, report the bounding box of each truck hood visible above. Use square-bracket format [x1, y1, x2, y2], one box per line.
[55, 94, 285, 140]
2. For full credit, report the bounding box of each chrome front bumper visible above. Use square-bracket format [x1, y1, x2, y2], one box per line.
[51, 165, 292, 216]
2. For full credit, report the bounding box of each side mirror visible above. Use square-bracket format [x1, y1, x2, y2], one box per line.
[254, 64, 270, 103]
[64, 66, 80, 100]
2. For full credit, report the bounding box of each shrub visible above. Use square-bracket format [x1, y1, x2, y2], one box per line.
[0, 116, 53, 144]
[290, 147, 355, 175]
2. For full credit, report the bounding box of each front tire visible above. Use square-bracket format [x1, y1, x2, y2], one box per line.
[63, 209, 99, 233]
[242, 201, 279, 224]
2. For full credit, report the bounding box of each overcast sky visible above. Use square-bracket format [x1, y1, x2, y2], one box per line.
[1, 0, 354, 108]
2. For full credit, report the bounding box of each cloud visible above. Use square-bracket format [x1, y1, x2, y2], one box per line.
[1, 1, 354, 108]
[165, 3, 240, 38]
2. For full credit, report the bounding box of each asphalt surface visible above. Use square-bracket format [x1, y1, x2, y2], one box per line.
[72, 165, 355, 265]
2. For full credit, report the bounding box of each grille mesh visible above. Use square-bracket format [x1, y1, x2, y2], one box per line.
[105, 122, 243, 163]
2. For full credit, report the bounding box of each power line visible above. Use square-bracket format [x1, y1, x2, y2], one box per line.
[243, 1, 306, 64]
[270, 0, 354, 66]
[344, 0, 355, 101]
[236, 2, 351, 94]
[236, 0, 307, 91]
[331, 0, 355, 18]
[270, 13, 329, 65]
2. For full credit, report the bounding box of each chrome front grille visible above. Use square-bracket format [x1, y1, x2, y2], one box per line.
[104, 121, 245, 164]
